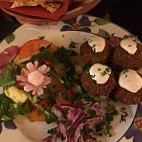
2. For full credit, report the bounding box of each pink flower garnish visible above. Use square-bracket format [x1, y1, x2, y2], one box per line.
[17, 61, 51, 95]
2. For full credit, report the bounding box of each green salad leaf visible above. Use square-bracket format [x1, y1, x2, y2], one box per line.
[0, 74, 4, 86]
[44, 109, 57, 124]
[5, 34, 15, 44]
[3, 65, 16, 87]
[94, 18, 109, 25]
[98, 29, 110, 39]
[0, 94, 16, 122]
[34, 103, 57, 124]
[14, 103, 26, 115]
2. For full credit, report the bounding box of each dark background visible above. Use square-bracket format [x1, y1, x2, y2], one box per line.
[0, 0, 142, 41]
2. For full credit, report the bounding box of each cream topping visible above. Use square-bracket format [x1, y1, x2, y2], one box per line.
[89, 63, 111, 84]
[88, 35, 106, 53]
[119, 69, 142, 93]
[120, 38, 137, 54]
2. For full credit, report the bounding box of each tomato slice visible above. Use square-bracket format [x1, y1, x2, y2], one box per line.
[19, 39, 59, 60]
[56, 95, 72, 106]
[25, 100, 52, 122]
[56, 85, 75, 106]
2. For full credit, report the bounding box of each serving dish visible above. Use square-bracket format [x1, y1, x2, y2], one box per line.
[0, 0, 101, 25]
[0, 15, 142, 142]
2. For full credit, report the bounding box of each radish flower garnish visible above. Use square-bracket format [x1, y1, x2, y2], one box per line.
[17, 61, 51, 95]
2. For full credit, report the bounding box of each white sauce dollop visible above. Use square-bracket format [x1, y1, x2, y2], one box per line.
[88, 35, 106, 53]
[120, 38, 137, 54]
[119, 69, 142, 93]
[89, 63, 111, 84]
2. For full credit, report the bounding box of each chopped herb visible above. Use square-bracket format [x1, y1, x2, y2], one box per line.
[120, 107, 128, 122]
[0, 94, 16, 122]
[69, 41, 78, 49]
[105, 67, 111, 72]
[89, 40, 93, 43]
[123, 69, 128, 74]
[83, 106, 95, 117]
[125, 75, 128, 77]
[62, 35, 65, 38]
[101, 67, 111, 76]
[47, 128, 57, 134]
[82, 119, 86, 123]
[128, 45, 132, 47]
[67, 132, 70, 135]
[84, 106, 91, 114]
[123, 34, 138, 42]
[111, 33, 115, 37]
[93, 49, 97, 56]
[93, 44, 96, 47]
[95, 103, 118, 137]
[39, 36, 45, 39]
[101, 71, 107, 76]
[86, 71, 97, 83]
[121, 112, 128, 122]
[87, 109, 96, 117]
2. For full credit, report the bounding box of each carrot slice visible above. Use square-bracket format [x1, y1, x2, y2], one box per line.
[25, 100, 52, 122]
[19, 39, 58, 60]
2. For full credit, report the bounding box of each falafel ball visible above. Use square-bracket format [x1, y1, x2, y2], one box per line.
[115, 69, 142, 105]
[80, 35, 113, 64]
[113, 38, 142, 70]
[81, 63, 117, 97]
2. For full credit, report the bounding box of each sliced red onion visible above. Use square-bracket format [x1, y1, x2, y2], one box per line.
[73, 123, 84, 142]
[45, 101, 103, 142]
[68, 113, 86, 131]
[67, 109, 79, 121]
[59, 122, 67, 138]
[85, 116, 103, 123]
[43, 135, 53, 142]
[60, 104, 81, 109]
[85, 135, 97, 142]
[53, 104, 66, 118]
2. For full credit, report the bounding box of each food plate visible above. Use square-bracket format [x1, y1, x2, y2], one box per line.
[0, 15, 142, 142]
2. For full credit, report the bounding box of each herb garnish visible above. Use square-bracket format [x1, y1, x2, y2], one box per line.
[89, 39, 93, 43]
[123, 34, 138, 42]
[101, 67, 111, 76]
[39, 36, 45, 39]
[95, 103, 118, 137]
[69, 41, 78, 49]
[111, 33, 115, 37]
[120, 107, 128, 122]
[47, 128, 57, 134]
[93, 49, 98, 56]
[123, 69, 128, 74]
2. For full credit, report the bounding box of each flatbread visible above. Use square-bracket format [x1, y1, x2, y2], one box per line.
[1, 0, 65, 13]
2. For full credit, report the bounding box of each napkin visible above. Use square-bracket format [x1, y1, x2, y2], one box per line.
[0, 0, 69, 19]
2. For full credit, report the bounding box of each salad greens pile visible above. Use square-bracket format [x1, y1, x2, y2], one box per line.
[0, 41, 128, 142]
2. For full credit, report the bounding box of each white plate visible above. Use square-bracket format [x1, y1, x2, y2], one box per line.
[0, 15, 141, 142]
